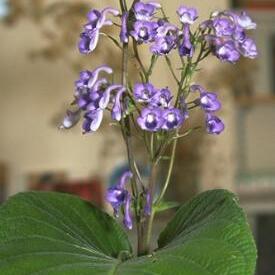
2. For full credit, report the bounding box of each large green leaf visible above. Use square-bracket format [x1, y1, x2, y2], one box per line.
[116, 190, 256, 275]
[0, 192, 132, 274]
[0, 190, 256, 275]
[117, 189, 257, 275]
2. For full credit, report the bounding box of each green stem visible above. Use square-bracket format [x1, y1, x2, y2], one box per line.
[155, 138, 177, 205]
[133, 41, 147, 79]
[165, 56, 180, 85]
[142, 163, 158, 255]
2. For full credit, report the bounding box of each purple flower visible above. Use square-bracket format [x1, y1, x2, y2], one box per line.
[151, 88, 172, 107]
[78, 31, 99, 55]
[78, 7, 119, 54]
[200, 92, 221, 112]
[82, 109, 104, 133]
[106, 171, 132, 215]
[99, 84, 124, 109]
[179, 25, 194, 57]
[215, 40, 241, 63]
[191, 85, 221, 112]
[106, 188, 128, 218]
[134, 1, 161, 21]
[77, 95, 90, 110]
[151, 36, 177, 55]
[232, 25, 246, 42]
[131, 21, 158, 43]
[150, 22, 179, 55]
[213, 17, 235, 37]
[74, 66, 113, 110]
[75, 66, 113, 94]
[177, 5, 198, 25]
[229, 11, 256, 30]
[123, 193, 133, 230]
[239, 38, 258, 59]
[106, 170, 133, 229]
[162, 108, 185, 130]
[137, 107, 164, 132]
[134, 83, 157, 103]
[111, 87, 126, 121]
[120, 12, 129, 43]
[74, 70, 93, 97]
[59, 110, 81, 129]
[206, 114, 225, 135]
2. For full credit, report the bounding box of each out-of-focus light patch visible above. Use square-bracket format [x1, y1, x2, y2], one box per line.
[0, 0, 10, 19]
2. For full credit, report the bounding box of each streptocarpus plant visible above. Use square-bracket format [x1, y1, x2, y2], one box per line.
[0, 1, 258, 274]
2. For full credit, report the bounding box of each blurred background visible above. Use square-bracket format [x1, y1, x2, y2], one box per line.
[0, 0, 275, 274]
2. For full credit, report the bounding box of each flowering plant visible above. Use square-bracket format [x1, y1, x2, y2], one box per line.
[0, 1, 258, 274]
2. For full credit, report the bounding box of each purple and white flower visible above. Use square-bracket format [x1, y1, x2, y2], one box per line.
[134, 1, 161, 21]
[82, 109, 104, 133]
[239, 38, 258, 59]
[162, 108, 185, 130]
[206, 114, 225, 135]
[200, 92, 221, 112]
[215, 40, 241, 63]
[78, 7, 119, 54]
[131, 21, 158, 43]
[106, 170, 133, 229]
[123, 193, 133, 230]
[75, 66, 113, 96]
[212, 16, 235, 37]
[99, 84, 124, 109]
[111, 87, 126, 121]
[151, 88, 172, 107]
[134, 83, 157, 103]
[228, 11, 256, 30]
[137, 107, 164, 132]
[191, 85, 221, 112]
[75, 66, 113, 110]
[177, 5, 198, 25]
[150, 22, 179, 55]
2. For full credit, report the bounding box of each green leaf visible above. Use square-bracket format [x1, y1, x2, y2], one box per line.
[0, 190, 256, 275]
[153, 201, 180, 213]
[0, 192, 132, 274]
[116, 189, 257, 275]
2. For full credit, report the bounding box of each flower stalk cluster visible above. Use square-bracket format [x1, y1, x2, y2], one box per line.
[61, 0, 258, 256]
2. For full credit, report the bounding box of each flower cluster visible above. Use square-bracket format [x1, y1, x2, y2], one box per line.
[60, 1, 258, 233]
[191, 85, 224, 135]
[106, 171, 133, 229]
[201, 11, 258, 63]
[61, 65, 126, 133]
[78, 7, 119, 54]
[121, 2, 199, 56]
[134, 83, 187, 132]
